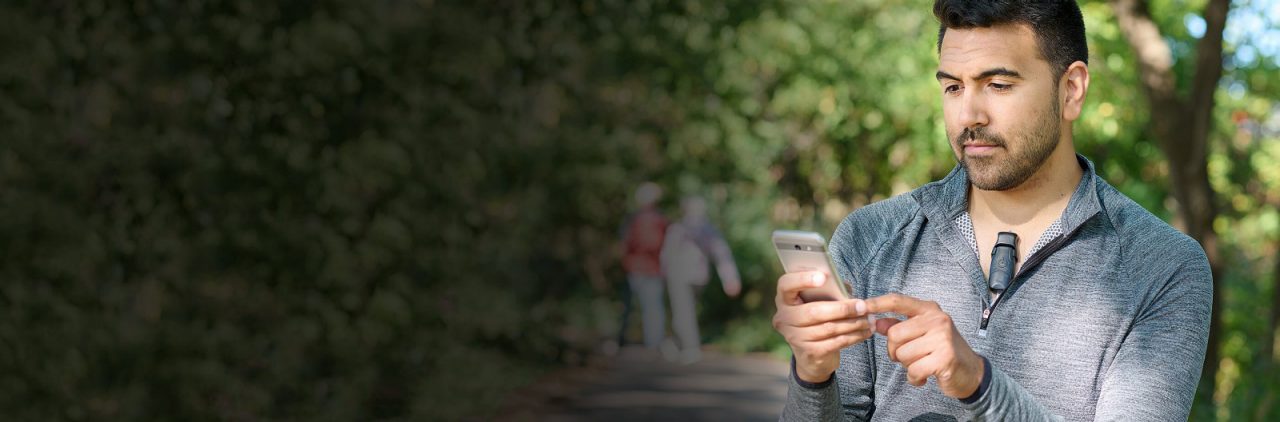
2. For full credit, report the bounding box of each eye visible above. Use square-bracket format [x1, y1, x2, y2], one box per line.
[943, 84, 961, 95]
[990, 82, 1012, 91]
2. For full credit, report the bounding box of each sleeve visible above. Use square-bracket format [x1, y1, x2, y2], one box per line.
[781, 355, 843, 421]
[1090, 255, 1212, 420]
[959, 361, 1063, 421]
[781, 334, 879, 421]
[780, 216, 878, 421]
[961, 252, 1212, 421]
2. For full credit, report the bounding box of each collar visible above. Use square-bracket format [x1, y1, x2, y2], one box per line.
[914, 154, 1103, 235]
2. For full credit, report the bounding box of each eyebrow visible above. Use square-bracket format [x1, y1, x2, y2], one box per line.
[935, 67, 1023, 81]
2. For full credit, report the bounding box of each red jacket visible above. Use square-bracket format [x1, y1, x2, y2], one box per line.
[622, 207, 667, 276]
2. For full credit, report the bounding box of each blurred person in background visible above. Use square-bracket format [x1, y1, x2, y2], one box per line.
[661, 195, 742, 364]
[616, 182, 669, 353]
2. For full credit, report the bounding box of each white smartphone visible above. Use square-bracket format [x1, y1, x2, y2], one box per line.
[772, 230, 853, 302]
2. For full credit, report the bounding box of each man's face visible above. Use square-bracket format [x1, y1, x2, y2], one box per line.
[937, 24, 1062, 191]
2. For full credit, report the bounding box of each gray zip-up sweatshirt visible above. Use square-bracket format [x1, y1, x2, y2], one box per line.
[781, 155, 1212, 421]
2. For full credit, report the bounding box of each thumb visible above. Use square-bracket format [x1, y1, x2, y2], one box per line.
[875, 318, 900, 336]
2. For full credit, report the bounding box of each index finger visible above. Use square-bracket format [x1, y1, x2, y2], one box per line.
[864, 293, 934, 317]
[776, 271, 825, 306]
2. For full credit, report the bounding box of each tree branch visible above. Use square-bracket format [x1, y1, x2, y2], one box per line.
[1188, 0, 1231, 165]
[1191, 0, 1230, 109]
[1109, 0, 1177, 103]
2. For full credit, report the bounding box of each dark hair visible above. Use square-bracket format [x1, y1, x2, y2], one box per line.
[934, 0, 1088, 77]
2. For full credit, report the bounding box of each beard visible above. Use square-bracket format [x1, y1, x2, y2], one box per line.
[953, 100, 1061, 191]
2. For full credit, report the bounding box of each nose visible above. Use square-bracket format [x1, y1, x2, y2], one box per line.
[958, 89, 990, 130]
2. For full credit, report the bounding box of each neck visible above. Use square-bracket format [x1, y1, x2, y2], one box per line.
[968, 138, 1083, 227]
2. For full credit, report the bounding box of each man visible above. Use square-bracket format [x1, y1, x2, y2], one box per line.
[773, 1, 1212, 420]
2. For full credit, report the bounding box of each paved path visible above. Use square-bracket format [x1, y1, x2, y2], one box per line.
[500, 346, 790, 421]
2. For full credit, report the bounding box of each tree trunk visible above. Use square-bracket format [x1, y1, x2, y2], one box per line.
[1109, 0, 1230, 404]
[1257, 250, 1280, 420]
[1264, 245, 1280, 367]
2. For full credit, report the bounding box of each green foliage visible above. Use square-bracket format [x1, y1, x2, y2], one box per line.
[0, 0, 635, 419]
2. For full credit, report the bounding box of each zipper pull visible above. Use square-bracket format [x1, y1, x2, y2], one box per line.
[978, 305, 993, 338]
[979, 291, 1003, 338]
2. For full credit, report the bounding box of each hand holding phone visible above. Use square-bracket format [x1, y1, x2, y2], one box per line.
[771, 230, 874, 383]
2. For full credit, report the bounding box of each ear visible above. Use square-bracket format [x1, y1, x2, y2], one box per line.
[1060, 61, 1089, 122]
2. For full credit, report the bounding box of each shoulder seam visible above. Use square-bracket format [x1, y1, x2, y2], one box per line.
[851, 205, 921, 282]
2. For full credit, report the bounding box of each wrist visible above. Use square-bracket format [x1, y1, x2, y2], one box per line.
[958, 355, 991, 404]
[797, 367, 833, 384]
[792, 356, 835, 388]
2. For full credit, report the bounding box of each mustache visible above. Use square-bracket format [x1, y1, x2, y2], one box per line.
[954, 127, 1005, 146]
